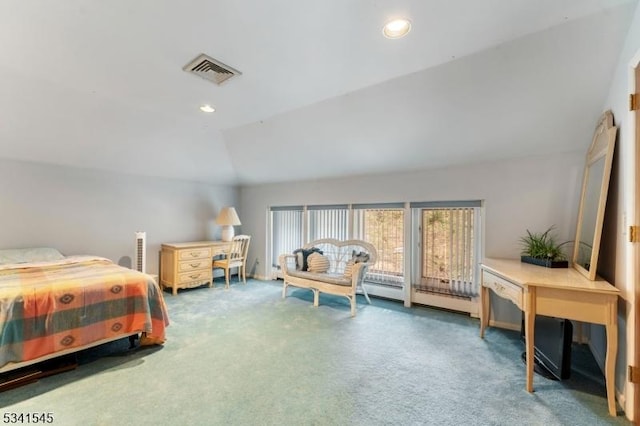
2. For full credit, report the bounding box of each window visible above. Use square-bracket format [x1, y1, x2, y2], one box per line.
[417, 207, 478, 299]
[270, 207, 303, 269]
[353, 204, 404, 287]
[270, 204, 405, 288]
[307, 205, 348, 241]
[270, 201, 481, 308]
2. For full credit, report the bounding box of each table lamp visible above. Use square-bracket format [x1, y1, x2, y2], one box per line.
[216, 207, 241, 242]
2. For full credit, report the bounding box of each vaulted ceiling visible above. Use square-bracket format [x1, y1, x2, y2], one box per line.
[0, 0, 637, 185]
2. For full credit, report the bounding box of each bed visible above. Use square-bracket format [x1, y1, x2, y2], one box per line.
[0, 248, 169, 375]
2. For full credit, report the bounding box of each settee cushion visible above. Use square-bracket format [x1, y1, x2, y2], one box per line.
[286, 270, 351, 286]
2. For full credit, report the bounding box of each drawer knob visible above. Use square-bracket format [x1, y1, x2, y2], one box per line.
[190, 263, 200, 268]
[189, 274, 200, 279]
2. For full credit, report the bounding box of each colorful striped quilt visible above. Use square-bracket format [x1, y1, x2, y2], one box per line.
[0, 256, 169, 369]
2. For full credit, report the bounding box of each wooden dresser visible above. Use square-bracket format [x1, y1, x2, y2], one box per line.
[160, 241, 228, 295]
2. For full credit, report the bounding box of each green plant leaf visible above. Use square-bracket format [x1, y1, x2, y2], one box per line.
[519, 225, 568, 261]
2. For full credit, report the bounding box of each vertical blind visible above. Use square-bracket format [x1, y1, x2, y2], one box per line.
[270, 207, 303, 268]
[420, 207, 477, 297]
[353, 206, 404, 286]
[271, 202, 480, 297]
[307, 205, 349, 241]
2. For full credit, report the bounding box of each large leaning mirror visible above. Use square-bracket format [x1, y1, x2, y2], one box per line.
[573, 110, 617, 280]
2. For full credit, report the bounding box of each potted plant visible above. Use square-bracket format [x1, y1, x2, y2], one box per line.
[519, 226, 569, 268]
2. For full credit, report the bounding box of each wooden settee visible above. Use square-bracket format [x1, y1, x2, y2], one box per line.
[279, 239, 377, 317]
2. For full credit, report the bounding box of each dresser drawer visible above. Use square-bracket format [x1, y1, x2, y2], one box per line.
[178, 259, 210, 272]
[178, 248, 211, 261]
[482, 270, 523, 309]
[210, 243, 229, 257]
[177, 270, 212, 284]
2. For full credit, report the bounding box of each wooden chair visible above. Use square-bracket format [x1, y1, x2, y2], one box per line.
[213, 235, 251, 289]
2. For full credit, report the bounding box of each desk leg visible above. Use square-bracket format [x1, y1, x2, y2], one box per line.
[605, 301, 618, 416]
[480, 285, 490, 338]
[524, 287, 536, 393]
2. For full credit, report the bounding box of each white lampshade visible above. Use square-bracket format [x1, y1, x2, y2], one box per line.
[216, 207, 241, 241]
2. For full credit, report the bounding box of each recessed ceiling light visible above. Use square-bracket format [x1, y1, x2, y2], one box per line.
[383, 18, 411, 39]
[200, 104, 215, 113]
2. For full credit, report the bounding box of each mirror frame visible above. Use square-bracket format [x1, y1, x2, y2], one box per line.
[572, 110, 617, 280]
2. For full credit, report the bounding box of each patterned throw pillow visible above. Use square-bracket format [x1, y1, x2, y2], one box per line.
[352, 250, 370, 264]
[307, 253, 330, 273]
[292, 247, 323, 271]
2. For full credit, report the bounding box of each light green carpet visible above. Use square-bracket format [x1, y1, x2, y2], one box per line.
[0, 279, 631, 425]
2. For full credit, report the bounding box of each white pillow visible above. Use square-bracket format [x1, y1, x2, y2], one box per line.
[0, 247, 65, 265]
[307, 253, 330, 273]
[343, 259, 355, 277]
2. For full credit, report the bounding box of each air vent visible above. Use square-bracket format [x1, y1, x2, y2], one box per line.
[183, 54, 241, 85]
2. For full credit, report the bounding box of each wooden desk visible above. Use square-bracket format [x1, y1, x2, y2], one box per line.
[479, 258, 620, 416]
[160, 241, 229, 295]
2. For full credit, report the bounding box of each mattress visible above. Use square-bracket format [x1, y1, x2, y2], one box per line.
[0, 256, 169, 370]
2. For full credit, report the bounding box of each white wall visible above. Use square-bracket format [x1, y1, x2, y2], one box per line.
[598, 0, 640, 418]
[239, 151, 585, 325]
[0, 158, 238, 275]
